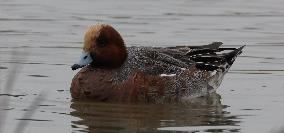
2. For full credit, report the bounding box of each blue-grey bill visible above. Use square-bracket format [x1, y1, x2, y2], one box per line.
[71, 51, 93, 70]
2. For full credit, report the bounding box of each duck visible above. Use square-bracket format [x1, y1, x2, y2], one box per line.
[70, 24, 244, 103]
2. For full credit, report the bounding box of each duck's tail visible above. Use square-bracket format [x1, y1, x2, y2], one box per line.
[187, 42, 245, 71]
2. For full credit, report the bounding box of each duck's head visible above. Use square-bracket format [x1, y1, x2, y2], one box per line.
[71, 24, 127, 70]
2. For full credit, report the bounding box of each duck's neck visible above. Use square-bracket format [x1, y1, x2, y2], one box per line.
[91, 46, 128, 69]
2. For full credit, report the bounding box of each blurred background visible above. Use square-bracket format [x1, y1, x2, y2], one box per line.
[0, 0, 284, 132]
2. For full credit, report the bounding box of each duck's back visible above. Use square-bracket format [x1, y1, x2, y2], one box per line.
[71, 42, 244, 103]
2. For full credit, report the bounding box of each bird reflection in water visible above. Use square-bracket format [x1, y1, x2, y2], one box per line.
[70, 93, 240, 133]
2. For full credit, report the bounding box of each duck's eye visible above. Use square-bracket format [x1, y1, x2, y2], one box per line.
[83, 55, 88, 59]
[96, 34, 108, 47]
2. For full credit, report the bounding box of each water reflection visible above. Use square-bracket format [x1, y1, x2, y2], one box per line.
[70, 93, 240, 133]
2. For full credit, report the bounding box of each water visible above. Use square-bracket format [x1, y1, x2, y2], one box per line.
[0, 0, 284, 132]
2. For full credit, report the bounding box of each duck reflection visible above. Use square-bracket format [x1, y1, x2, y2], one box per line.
[70, 93, 240, 133]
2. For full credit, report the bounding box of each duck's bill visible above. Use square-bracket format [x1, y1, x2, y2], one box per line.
[71, 51, 93, 70]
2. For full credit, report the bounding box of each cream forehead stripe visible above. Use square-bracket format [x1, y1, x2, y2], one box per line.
[83, 24, 108, 52]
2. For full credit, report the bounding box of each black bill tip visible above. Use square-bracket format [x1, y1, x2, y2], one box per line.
[71, 64, 82, 70]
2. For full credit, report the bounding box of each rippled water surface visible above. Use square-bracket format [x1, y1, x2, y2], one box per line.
[1, 0, 284, 132]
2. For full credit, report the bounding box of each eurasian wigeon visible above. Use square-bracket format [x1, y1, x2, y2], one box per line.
[70, 24, 244, 103]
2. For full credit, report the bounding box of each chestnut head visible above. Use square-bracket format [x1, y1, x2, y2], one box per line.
[71, 24, 127, 70]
